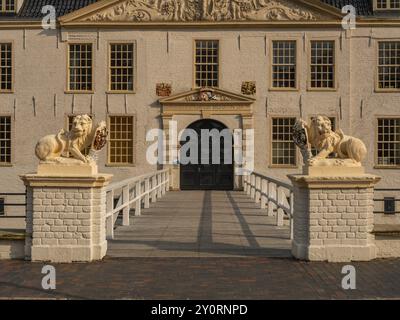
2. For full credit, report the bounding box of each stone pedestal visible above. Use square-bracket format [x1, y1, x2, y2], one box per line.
[20, 168, 112, 263]
[288, 168, 381, 262]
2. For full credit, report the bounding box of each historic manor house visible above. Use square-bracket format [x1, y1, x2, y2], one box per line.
[0, 0, 399, 223]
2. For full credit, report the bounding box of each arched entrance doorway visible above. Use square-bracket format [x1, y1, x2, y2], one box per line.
[180, 119, 234, 190]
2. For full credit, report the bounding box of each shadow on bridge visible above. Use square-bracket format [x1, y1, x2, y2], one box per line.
[107, 191, 292, 258]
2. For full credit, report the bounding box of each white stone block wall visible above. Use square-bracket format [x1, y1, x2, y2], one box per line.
[376, 238, 400, 259]
[25, 185, 107, 263]
[307, 188, 375, 247]
[290, 175, 379, 262]
[0, 240, 24, 260]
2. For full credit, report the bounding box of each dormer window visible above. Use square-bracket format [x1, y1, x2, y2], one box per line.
[375, 0, 400, 10]
[0, 0, 16, 13]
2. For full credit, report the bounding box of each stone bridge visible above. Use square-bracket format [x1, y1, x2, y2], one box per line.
[108, 190, 291, 258]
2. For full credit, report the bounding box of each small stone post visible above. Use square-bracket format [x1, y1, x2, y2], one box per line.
[21, 165, 112, 263]
[288, 166, 380, 262]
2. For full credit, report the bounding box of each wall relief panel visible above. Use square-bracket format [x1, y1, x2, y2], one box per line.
[84, 0, 328, 22]
[156, 83, 172, 96]
[241, 81, 256, 95]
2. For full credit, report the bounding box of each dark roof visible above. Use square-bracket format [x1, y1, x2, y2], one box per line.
[18, 0, 98, 19]
[321, 0, 374, 16]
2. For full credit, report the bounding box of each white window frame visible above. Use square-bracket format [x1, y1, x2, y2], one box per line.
[107, 114, 136, 167]
[108, 41, 136, 93]
[374, 0, 400, 10]
[376, 41, 400, 92]
[271, 40, 298, 90]
[67, 42, 94, 93]
[375, 117, 400, 168]
[0, 114, 13, 166]
[0, 42, 13, 93]
[309, 39, 336, 90]
[0, 0, 16, 13]
[270, 116, 298, 168]
[194, 39, 220, 88]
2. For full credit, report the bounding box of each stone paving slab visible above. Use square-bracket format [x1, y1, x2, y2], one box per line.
[1, 257, 400, 299]
[107, 191, 291, 258]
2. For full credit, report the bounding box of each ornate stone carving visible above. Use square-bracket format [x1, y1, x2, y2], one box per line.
[35, 115, 108, 164]
[84, 0, 323, 22]
[292, 119, 311, 163]
[185, 88, 232, 101]
[156, 83, 172, 96]
[241, 81, 256, 95]
[293, 115, 367, 166]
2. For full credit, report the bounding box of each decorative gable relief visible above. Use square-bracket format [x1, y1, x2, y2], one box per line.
[83, 0, 328, 22]
[159, 87, 255, 105]
[159, 87, 255, 117]
[185, 89, 232, 102]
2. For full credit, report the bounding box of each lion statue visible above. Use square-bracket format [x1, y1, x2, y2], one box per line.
[35, 115, 107, 164]
[294, 116, 367, 164]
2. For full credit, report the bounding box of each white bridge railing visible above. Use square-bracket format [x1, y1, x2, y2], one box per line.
[104, 168, 171, 239]
[243, 172, 294, 239]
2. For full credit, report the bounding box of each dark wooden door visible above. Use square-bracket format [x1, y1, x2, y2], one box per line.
[180, 119, 233, 190]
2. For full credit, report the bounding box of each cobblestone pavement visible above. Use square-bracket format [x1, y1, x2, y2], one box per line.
[1, 257, 400, 299]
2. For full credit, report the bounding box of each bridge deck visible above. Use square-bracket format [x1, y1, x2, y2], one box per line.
[107, 191, 291, 258]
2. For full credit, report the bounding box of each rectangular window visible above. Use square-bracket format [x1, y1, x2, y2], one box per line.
[384, 197, 396, 214]
[108, 116, 135, 165]
[378, 42, 400, 90]
[0, 198, 4, 215]
[391, 0, 400, 8]
[271, 117, 297, 166]
[0, 43, 12, 91]
[272, 41, 296, 89]
[195, 40, 219, 88]
[377, 0, 387, 8]
[109, 43, 134, 92]
[376, 0, 400, 9]
[0, 0, 16, 13]
[0, 116, 11, 164]
[310, 41, 335, 89]
[377, 118, 400, 166]
[68, 43, 93, 92]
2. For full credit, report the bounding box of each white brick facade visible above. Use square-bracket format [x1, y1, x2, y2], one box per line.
[290, 174, 380, 262]
[22, 175, 111, 263]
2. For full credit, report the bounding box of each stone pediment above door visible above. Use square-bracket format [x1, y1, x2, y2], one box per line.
[160, 87, 255, 105]
[159, 87, 255, 117]
[59, 0, 343, 25]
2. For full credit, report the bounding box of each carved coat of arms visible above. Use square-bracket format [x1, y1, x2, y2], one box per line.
[292, 120, 311, 163]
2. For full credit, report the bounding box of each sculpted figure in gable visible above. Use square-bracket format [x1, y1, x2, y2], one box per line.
[85, 0, 323, 22]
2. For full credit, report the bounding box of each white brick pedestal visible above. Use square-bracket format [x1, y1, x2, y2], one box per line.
[20, 174, 112, 263]
[288, 173, 381, 262]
